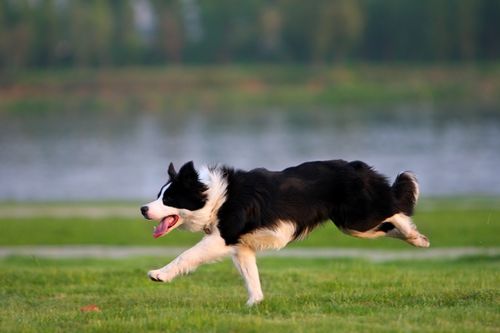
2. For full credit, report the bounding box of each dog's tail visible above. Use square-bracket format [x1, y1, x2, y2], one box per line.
[392, 171, 419, 216]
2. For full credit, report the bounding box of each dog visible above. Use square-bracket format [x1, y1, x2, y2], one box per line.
[140, 160, 429, 305]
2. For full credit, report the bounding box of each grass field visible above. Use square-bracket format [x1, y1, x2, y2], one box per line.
[0, 199, 499, 332]
[0, 256, 498, 332]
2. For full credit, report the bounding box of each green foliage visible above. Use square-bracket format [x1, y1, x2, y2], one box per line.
[0, 199, 498, 248]
[1, 0, 500, 69]
[0, 256, 498, 332]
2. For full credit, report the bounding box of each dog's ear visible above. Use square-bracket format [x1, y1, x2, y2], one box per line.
[167, 162, 177, 179]
[177, 161, 199, 183]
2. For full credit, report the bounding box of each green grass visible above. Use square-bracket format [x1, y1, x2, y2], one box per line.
[0, 202, 498, 248]
[1, 64, 499, 112]
[0, 256, 498, 332]
[1, 199, 498, 332]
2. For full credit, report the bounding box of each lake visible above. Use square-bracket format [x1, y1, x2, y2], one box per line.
[1, 103, 499, 200]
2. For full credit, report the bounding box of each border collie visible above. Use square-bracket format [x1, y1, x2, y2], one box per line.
[140, 160, 429, 305]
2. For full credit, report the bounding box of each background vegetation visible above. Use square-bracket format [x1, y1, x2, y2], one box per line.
[2, 65, 499, 113]
[1, 0, 499, 69]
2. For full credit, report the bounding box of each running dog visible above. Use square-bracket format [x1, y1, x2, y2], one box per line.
[140, 160, 429, 305]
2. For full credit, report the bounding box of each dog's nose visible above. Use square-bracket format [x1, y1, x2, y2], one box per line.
[140, 206, 149, 218]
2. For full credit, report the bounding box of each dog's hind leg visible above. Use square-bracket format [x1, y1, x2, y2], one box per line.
[340, 227, 387, 239]
[385, 213, 430, 247]
[340, 216, 429, 248]
[232, 245, 264, 306]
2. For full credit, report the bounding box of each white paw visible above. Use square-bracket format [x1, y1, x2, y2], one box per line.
[246, 295, 264, 306]
[408, 234, 430, 248]
[148, 269, 171, 282]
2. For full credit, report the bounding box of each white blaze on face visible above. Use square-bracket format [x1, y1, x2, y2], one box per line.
[142, 183, 183, 238]
[145, 183, 172, 220]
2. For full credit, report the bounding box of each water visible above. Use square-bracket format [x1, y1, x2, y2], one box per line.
[1, 103, 499, 200]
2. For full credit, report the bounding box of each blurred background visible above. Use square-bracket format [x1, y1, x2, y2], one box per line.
[2, 4, 499, 330]
[1, 0, 500, 201]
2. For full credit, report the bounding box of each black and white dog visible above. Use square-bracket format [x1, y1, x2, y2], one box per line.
[140, 160, 429, 305]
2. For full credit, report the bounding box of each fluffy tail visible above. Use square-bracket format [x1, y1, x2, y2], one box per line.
[392, 171, 419, 216]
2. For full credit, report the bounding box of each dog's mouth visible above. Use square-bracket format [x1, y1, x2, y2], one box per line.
[153, 215, 180, 239]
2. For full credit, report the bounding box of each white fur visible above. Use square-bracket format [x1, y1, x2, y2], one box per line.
[232, 246, 264, 305]
[239, 220, 296, 251]
[405, 171, 420, 204]
[341, 227, 386, 239]
[144, 183, 178, 220]
[386, 213, 429, 247]
[148, 229, 233, 282]
[342, 213, 430, 248]
[182, 166, 228, 232]
[149, 228, 268, 306]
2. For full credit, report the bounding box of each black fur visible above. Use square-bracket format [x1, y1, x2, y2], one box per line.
[392, 172, 418, 216]
[161, 160, 419, 246]
[160, 161, 208, 211]
[217, 160, 413, 245]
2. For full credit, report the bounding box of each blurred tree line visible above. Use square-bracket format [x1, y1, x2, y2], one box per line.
[0, 0, 499, 69]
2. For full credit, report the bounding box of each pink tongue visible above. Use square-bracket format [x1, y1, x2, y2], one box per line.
[153, 216, 175, 239]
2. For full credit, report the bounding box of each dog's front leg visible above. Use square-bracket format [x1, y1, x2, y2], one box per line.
[148, 231, 233, 282]
[232, 245, 264, 306]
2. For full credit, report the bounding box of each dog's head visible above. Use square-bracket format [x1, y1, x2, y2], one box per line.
[141, 161, 208, 238]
